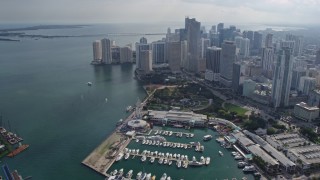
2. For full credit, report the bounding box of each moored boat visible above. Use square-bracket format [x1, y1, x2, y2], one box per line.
[7, 144, 29, 157]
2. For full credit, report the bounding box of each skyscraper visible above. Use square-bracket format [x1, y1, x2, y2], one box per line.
[243, 31, 254, 47]
[92, 40, 102, 62]
[167, 41, 184, 72]
[252, 31, 262, 55]
[120, 46, 133, 63]
[262, 47, 274, 78]
[240, 38, 250, 58]
[140, 37, 148, 44]
[316, 49, 320, 65]
[220, 41, 236, 87]
[271, 48, 294, 108]
[152, 41, 166, 64]
[200, 38, 210, 59]
[299, 76, 316, 95]
[139, 50, 152, 74]
[205, 46, 221, 82]
[185, 17, 201, 72]
[217, 23, 224, 33]
[291, 67, 306, 90]
[101, 38, 112, 64]
[284, 34, 303, 57]
[136, 43, 151, 70]
[265, 33, 273, 48]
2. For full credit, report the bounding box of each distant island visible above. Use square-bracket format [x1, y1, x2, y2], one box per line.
[0, 38, 19, 42]
[0, 25, 87, 32]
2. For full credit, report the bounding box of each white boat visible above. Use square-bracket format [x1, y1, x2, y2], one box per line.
[87, 82, 92, 86]
[126, 170, 133, 178]
[243, 165, 255, 172]
[136, 171, 142, 180]
[118, 168, 124, 176]
[150, 157, 155, 163]
[177, 143, 181, 148]
[160, 173, 167, 180]
[181, 155, 185, 160]
[167, 177, 171, 180]
[164, 158, 168, 164]
[200, 156, 205, 164]
[141, 155, 147, 162]
[177, 154, 180, 159]
[111, 169, 118, 176]
[155, 130, 159, 135]
[190, 133, 194, 138]
[136, 149, 140, 154]
[176, 160, 182, 168]
[124, 148, 128, 153]
[141, 172, 147, 180]
[219, 151, 224, 156]
[126, 105, 132, 112]
[205, 157, 211, 165]
[203, 135, 213, 141]
[200, 145, 204, 151]
[146, 173, 152, 180]
[132, 149, 136, 154]
[235, 155, 244, 160]
[168, 131, 173, 136]
[168, 160, 172, 165]
[124, 153, 130, 160]
[158, 158, 164, 164]
[142, 140, 146, 144]
[182, 160, 188, 168]
[116, 153, 124, 161]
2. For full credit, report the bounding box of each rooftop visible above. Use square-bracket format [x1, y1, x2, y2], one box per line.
[295, 102, 319, 111]
[289, 145, 320, 165]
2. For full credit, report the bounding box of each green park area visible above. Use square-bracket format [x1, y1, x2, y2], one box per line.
[224, 103, 248, 116]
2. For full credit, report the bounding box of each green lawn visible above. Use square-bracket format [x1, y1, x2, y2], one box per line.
[224, 103, 248, 116]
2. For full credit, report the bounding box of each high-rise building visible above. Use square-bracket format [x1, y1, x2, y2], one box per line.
[120, 46, 133, 63]
[232, 63, 241, 93]
[265, 33, 273, 48]
[286, 34, 303, 57]
[218, 28, 234, 47]
[200, 38, 210, 59]
[185, 17, 201, 72]
[280, 40, 295, 54]
[139, 50, 152, 74]
[92, 40, 102, 62]
[243, 31, 254, 48]
[101, 38, 112, 64]
[316, 49, 320, 65]
[210, 25, 216, 34]
[240, 38, 250, 58]
[136, 43, 151, 70]
[291, 67, 307, 90]
[234, 36, 242, 49]
[111, 46, 120, 63]
[262, 48, 274, 77]
[205, 46, 221, 82]
[220, 41, 236, 87]
[252, 31, 262, 55]
[299, 76, 316, 95]
[167, 41, 185, 72]
[152, 41, 166, 64]
[140, 37, 148, 44]
[217, 23, 224, 33]
[271, 48, 294, 108]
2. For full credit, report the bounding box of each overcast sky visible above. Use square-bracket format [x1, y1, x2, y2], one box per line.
[1, 0, 319, 25]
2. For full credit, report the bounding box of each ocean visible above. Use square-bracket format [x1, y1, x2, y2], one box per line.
[0, 23, 268, 179]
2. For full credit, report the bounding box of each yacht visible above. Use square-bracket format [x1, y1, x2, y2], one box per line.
[111, 169, 118, 176]
[168, 131, 173, 136]
[167, 177, 172, 180]
[243, 165, 255, 173]
[173, 153, 177, 158]
[152, 175, 156, 180]
[126, 170, 133, 179]
[203, 135, 213, 141]
[189, 156, 203, 166]
[177, 143, 181, 148]
[235, 155, 244, 160]
[163, 158, 168, 165]
[182, 160, 188, 168]
[150, 157, 155, 163]
[173, 143, 176, 148]
[155, 130, 159, 135]
[141, 172, 147, 180]
[136, 149, 140, 154]
[176, 160, 182, 168]
[238, 161, 247, 168]
[190, 133, 194, 138]
[118, 168, 124, 176]
[205, 157, 211, 165]
[126, 106, 132, 112]
[132, 149, 136, 154]
[231, 151, 238, 156]
[200, 145, 204, 151]
[116, 153, 124, 161]
[146, 173, 152, 180]
[177, 154, 180, 159]
[186, 133, 190, 138]
[141, 155, 147, 162]
[124, 153, 130, 160]
[168, 160, 172, 165]
[158, 158, 164, 164]
[142, 140, 146, 144]
[87, 82, 92, 86]
[160, 173, 167, 180]
[200, 156, 205, 164]
[219, 151, 224, 156]
[124, 148, 128, 153]
[136, 171, 142, 180]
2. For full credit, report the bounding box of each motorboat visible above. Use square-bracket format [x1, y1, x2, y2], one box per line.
[168, 160, 172, 165]
[182, 160, 188, 168]
[160, 173, 167, 180]
[200, 156, 205, 164]
[146, 173, 152, 180]
[243, 165, 255, 173]
[163, 158, 168, 164]
[167, 177, 171, 180]
[87, 82, 92, 86]
[116, 153, 124, 161]
[219, 151, 224, 156]
[141, 155, 147, 162]
[235, 155, 244, 160]
[238, 161, 247, 168]
[158, 158, 164, 164]
[203, 135, 213, 141]
[150, 157, 155, 163]
[126, 170, 133, 178]
[136, 171, 142, 180]
[205, 157, 210, 165]
[141, 172, 147, 180]
[118, 168, 124, 176]
[111, 169, 118, 176]
[124, 153, 130, 160]
[168, 131, 173, 136]
[176, 160, 182, 168]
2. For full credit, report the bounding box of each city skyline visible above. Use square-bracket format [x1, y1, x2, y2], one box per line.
[1, 0, 320, 25]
